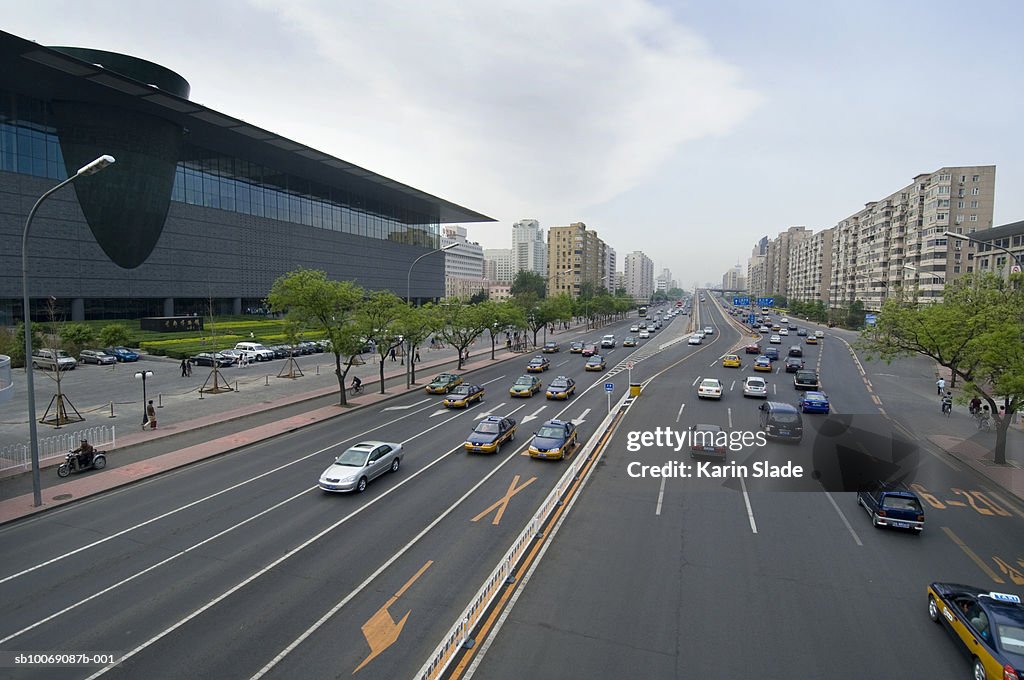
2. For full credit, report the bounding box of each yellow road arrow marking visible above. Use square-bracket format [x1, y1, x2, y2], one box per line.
[472, 475, 536, 525]
[353, 560, 433, 674]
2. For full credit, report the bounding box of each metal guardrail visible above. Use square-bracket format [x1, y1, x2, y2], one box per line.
[415, 391, 629, 679]
[0, 424, 117, 474]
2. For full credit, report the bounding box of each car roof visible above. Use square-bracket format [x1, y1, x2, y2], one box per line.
[482, 415, 507, 423]
[544, 419, 571, 427]
[350, 441, 391, 450]
[746, 376, 766, 383]
[804, 391, 827, 398]
[692, 423, 722, 432]
[764, 401, 800, 412]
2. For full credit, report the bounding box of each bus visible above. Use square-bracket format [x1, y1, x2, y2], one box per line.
[638, 305, 648, 317]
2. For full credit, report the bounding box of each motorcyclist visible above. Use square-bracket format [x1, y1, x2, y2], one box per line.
[71, 439, 95, 470]
[941, 391, 953, 412]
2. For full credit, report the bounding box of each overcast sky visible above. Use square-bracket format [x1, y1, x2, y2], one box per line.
[7, 1, 1023, 287]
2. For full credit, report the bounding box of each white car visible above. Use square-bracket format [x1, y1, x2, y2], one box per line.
[630, 325, 640, 332]
[703, 326, 714, 335]
[780, 317, 789, 324]
[639, 330, 650, 339]
[742, 376, 768, 398]
[697, 378, 723, 399]
[687, 334, 703, 345]
[769, 335, 782, 344]
[779, 328, 789, 336]
[815, 330, 825, 339]
[601, 334, 616, 348]
[318, 441, 403, 493]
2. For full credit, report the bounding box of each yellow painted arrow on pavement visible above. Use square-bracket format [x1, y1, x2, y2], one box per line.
[353, 560, 433, 674]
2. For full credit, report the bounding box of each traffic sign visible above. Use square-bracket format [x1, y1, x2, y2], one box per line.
[604, 383, 614, 393]
[757, 297, 775, 307]
[732, 296, 750, 306]
[865, 313, 877, 326]
[1012, 264, 1022, 273]
[626, 361, 634, 370]
[748, 314, 756, 324]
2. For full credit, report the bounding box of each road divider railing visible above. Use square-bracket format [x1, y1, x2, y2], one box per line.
[415, 388, 632, 680]
[0, 424, 117, 475]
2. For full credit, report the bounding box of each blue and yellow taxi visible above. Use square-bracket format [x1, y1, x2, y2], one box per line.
[753, 356, 773, 372]
[526, 356, 551, 373]
[528, 419, 579, 460]
[509, 374, 542, 397]
[542, 341, 560, 353]
[442, 383, 485, 408]
[425, 373, 463, 394]
[585, 354, 606, 371]
[464, 416, 517, 454]
[545, 376, 576, 400]
[799, 391, 830, 414]
[623, 336, 637, 347]
[927, 583, 1024, 680]
[569, 342, 584, 354]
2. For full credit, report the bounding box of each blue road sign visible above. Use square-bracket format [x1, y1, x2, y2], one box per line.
[604, 383, 614, 392]
[733, 296, 750, 306]
[748, 314, 756, 324]
[865, 313, 877, 326]
[757, 297, 775, 307]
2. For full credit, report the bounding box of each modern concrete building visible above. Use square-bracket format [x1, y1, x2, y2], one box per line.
[546, 222, 607, 297]
[441, 225, 487, 300]
[483, 248, 515, 283]
[604, 247, 617, 295]
[764, 227, 810, 299]
[510, 219, 547, 278]
[948, 219, 1024, 281]
[0, 30, 493, 324]
[721, 265, 746, 292]
[788, 227, 833, 305]
[746, 246, 767, 299]
[623, 251, 654, 303]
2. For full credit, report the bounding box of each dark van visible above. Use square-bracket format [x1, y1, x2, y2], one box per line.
[758, 401, 803, 441]
[856, 482, 925, 532]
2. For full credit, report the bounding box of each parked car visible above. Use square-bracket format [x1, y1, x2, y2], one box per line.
[218, 349, 244, 365]
[234, 341, 275, 362]
[105, 346, 139, 362]
[190, 352, 233, 367]
[31, 348, 77, 371]
[79, 348, 116, 365]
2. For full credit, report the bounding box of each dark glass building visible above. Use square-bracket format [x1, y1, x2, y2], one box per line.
[0, 30, 493, 323]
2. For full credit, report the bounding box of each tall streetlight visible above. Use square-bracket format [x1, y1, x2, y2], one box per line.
[23, 154, 115, 507]
[405, 242, 458, 387]
[944, 231, 1023, 274]
[903, 263, 946, 284]
[134, 370, 154, 428]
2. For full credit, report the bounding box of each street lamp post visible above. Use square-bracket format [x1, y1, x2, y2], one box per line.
[134, 371, 153, 427]
[22, 154, 115, 507]
[944, 231, 1023, 274]
[405, 242, 458, 388]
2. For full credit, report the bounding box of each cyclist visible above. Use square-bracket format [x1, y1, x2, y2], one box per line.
[969, 396, 982, 415]
[941, 392, 953, 416]
[351, 375, 362, 393]
[977, 405, 991, 430]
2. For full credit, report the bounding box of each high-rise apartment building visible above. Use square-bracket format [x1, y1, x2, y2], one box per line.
[624, 251, 654, 303]
[483, 248, 515, 283]
[747, 242, 768, 298]
[511, 219, 548, 278]
[546, 222, 607, 297]
[789, 228, 833, 304]
[722, 265, 746, 292]
[605, 247, 617, 295]
[765, 227, 810, 298]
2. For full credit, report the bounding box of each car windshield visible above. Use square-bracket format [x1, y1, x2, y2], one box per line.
[475, 422, 500, 434]
[997, 624, 1024, 654]
[432, 375, 452, 384]
[530, 358, 543, 364]
[772, 413, 800, 424]
[334, 448, 371, 466]
[747, 379, 765, 387]
[588, 357, 601, 363]
[514, 377, 534, 386]
[883, 496, 922, 512]
[537, 426, 565, 439]
[550, 380, 569, 389]
[450, 386, 471, 395]
[701, 380, 719, 388]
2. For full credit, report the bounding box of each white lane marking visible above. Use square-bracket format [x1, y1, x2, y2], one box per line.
[429, 408, 450, 418]
[655, 477, 667, 516]
[480, 375, 506, 386]
[739, 477, 757, 534]
[521, 406, 547, 423]
[573, 408, 591, 425]
[730, 380, 736, 391]
[692, 375, 702, 387]
[556, 360, 570, 366]
[475, 402, 509, 420]
[824, 491, 863, 546]
[382, 398, 431, 411]
[675, 403, 686, 423]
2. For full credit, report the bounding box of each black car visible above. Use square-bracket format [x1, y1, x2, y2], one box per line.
[788, 345, 803, 357]
[857, 482, 924, 531]
[784, 356, 804, 373]
[794, 369, 819, 390]
[190, 351, 233, 367]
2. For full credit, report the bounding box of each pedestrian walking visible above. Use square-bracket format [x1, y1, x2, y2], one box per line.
[936, 377, 945, 395]
[180, 358, 188, 377]
[389, 347, 397, 362]
[186, 360, 192, 377]
[414, 349, 421, 363]
[146, 399, 157, 430]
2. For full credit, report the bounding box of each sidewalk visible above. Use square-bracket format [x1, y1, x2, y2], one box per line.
[0, 324, 596, 525]
[802, 319, 1024, 502]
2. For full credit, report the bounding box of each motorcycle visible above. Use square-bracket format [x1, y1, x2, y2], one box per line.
[57, 449, 107, 478]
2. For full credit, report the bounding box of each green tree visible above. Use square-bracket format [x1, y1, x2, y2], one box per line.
[510, 271, 547, 299]
[98, 323, 132, 348]
[858, 272, 1023, 464]
[668, 287, 684, 298]
[266, 268, 364, 406]
[354, 290, 408, 394]
[395, 304, 439, 385]
[61, 323, 96, 357]
[436, 299, 490, 369]
[467, 289, 489, 304]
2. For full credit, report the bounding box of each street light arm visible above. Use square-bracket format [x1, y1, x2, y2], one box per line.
[945, 230, 1023, 268]
[406, 242, 458, 304]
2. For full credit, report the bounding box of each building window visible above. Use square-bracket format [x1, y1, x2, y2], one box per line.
[955, 215, 964, 224]
[972, 187, 980, 195]
[972, 174, 980, 181]
[971, 200, 979, 208]
[969, 215, 978, 222]
[957, 201, 965, 208]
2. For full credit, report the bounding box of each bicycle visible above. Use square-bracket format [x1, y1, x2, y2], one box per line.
[974, 411, 991, 432]
[941, 400, 952, 417]
[350, 381, 363, 396]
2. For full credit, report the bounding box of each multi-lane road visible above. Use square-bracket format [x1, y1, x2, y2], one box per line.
[0, 297, 1021, 680]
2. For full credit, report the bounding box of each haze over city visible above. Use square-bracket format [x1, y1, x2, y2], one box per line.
[6, 0, 1023, 282]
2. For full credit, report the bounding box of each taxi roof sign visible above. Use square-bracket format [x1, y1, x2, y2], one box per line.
[986, 592, 1022, 604]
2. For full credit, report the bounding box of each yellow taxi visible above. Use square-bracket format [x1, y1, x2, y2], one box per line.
[545, 376, 576, 400]
[927, 583, 1023, 680]
[509, 375, 542, 397]
[425, 373, 462, 394]
[805, 335, 818, 345]
[722, 354, 742, 368]
[442, 383, 485, 408]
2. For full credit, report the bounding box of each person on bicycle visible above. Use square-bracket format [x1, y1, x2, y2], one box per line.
[941, 392, 953, 414]
[969, 396, 982, 415]
[351, 375, 362, 393]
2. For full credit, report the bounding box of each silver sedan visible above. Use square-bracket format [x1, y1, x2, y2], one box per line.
[318, 441, 403, 493]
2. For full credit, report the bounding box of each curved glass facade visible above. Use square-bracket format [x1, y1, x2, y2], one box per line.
[0, 91, 439, 248]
